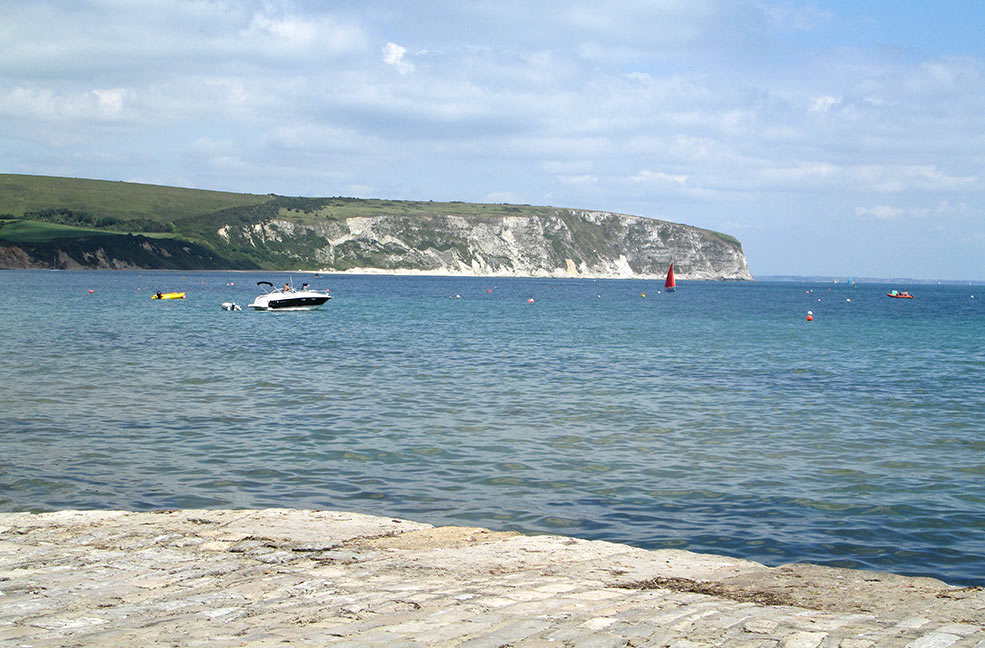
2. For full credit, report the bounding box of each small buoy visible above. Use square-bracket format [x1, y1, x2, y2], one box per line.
[88, 289, 94, 293]
[527, 298, 535, 303]
[456, 294, 461, 299]
[641, 292, 646, 298]
[806, 314, 813, 321]
[846, 298, 851, 302]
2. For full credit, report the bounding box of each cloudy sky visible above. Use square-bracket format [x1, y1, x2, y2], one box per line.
[3, 1, 984, 279]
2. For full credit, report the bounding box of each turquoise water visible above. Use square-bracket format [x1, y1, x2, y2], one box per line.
[2, 270, 984, 585]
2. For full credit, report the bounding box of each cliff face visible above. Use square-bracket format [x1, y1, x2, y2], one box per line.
[220, 209, 751, 280]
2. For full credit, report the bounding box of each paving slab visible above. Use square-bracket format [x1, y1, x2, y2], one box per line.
[1, 509, 982, 647]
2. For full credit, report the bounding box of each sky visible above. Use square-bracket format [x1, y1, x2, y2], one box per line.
[2, 1, 984, 280]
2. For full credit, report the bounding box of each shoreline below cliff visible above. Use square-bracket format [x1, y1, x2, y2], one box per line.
[2, 264, 752, 281]
[318, 266, 751, 281]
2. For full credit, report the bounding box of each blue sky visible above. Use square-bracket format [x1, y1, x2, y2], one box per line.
[2, 1, 983, 279]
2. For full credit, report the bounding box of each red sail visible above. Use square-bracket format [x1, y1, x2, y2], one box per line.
[664, 263, 676, 290]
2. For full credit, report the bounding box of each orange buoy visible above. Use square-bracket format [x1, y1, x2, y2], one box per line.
[806, 315, 813, 321]
[527, 298, 535, 303]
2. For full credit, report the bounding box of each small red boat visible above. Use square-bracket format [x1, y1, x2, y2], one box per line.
[664, 262, 676, 292]
[887, 290, 913, 299]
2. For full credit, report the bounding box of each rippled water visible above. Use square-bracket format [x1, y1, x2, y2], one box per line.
[2, 270, 984, 585]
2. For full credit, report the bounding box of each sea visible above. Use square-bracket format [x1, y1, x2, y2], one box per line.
[2, 269, 984, 586]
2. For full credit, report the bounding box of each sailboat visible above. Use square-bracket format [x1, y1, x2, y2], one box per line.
[664, 262, 676, 292]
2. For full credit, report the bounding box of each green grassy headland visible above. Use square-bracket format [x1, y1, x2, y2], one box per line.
[0, 173, 741, 273]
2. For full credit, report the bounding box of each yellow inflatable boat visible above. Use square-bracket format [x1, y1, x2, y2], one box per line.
[152, 291, 185, 300]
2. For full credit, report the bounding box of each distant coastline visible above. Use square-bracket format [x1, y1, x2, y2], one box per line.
[755, 275, 985, 285]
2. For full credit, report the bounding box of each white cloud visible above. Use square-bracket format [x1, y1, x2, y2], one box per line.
[932, 200, 979, 219]
[631, 170, 688, 186]
[855, 205, 905, 220]
[854, 164, 979, 193]
[760, 162, 840, 187]
[249, 14, 317, 43]
[757, 163, 978, 194]
[810, 95, 840, 113]
[1, 87, 126, 122]
[541, 160, 594, 174]
[203, 79, 248, 106]
[559, 174, 598, 186]
[263, 124, 379, 154]
[93, 89, 126, 116]
[244, 9, 366, 56]
[383, 42, 414, 74]
[188, 138, 247, 170]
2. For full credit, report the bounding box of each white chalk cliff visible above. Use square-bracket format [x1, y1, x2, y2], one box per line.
[232, 208, 752, 280]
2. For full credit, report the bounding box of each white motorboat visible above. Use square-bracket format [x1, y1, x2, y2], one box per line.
[248, 281, 332, 311]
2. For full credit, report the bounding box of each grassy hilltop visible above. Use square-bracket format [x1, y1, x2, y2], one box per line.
[0, 174, 271, 222]
[0, 174, 269, 268]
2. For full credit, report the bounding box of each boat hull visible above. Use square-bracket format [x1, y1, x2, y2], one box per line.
[249, 294, 331, 311]
[152, 292, 185, 300]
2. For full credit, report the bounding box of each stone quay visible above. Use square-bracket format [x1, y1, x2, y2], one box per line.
[1, 509, 982, 647]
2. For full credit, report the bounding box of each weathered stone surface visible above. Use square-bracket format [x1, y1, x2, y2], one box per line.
[1, 509, 982, 647]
